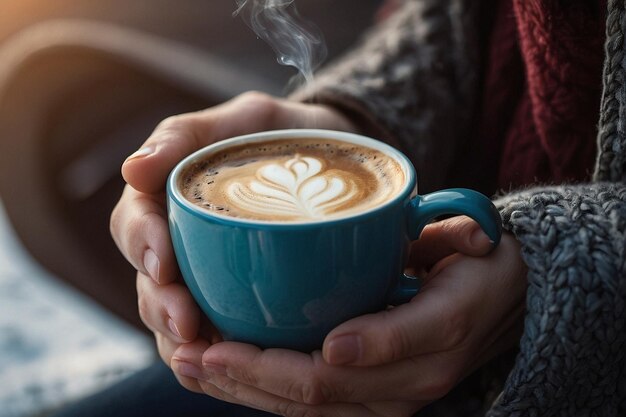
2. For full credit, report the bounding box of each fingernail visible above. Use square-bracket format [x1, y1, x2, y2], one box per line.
[143, 249, 160, 283]
[326, 335, 362, 365]
[168, 318, 183, 339]
[175, 361, 204, 379]
[470, 228, 490, 247]
[126, 146, 155, 162]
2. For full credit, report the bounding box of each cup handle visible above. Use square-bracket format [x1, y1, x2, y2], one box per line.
[387, 188, 502, 305]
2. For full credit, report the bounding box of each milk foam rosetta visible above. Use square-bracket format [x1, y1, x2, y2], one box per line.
[227, 155, 364, 219]
[180, 139, 405, 222]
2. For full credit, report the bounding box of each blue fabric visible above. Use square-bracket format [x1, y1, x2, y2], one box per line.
[49, 361, 277, 417]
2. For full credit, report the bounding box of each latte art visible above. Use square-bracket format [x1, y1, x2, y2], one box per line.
[180, 138, 405, 222]
[226, 156, 362, 220]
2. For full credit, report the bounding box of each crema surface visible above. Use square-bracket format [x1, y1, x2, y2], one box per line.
[180, 139, 405, 222]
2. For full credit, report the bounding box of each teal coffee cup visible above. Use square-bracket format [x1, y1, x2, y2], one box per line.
[167, 129, 501, 352]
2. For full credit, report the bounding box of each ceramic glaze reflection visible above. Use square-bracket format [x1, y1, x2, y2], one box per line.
[226, 155, 361, 220]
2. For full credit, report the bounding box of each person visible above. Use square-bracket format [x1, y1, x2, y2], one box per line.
[61, 0, 626, 416]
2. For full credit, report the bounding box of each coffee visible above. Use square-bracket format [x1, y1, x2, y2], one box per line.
[179, 138, 405, 222]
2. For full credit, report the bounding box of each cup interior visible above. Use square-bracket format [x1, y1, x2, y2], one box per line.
[167, 129, 416, 225]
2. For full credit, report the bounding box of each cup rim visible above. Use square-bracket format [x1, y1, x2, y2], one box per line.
[167, 129, 417, 227]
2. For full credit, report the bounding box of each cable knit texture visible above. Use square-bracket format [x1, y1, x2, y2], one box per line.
[296, 0, 626, 415]
[490, 184, 626, 416]
[508, 1, 604, 183]
[596, 0, 626, 182]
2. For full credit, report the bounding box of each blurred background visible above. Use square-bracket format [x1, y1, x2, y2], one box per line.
[0, 1, 382, 415]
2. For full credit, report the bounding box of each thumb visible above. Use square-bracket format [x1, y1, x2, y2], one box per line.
[322, 285, 462, 367]
[121, 92, 276, 194]
[408, 215, 494, 271]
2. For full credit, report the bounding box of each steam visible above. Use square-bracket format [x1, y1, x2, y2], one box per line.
[234, 0, 327, 88]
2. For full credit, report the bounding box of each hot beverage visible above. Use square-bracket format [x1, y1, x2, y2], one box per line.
[179, 138, 405, 222]
[167, 129, 501, 350]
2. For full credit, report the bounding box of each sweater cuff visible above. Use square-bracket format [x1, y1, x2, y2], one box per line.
[290, 86, 402, 149]
[488, 183, 626, 414]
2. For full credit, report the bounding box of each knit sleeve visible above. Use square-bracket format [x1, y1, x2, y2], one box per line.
[487, 182, 626, 417]
[291, 0, 482, 192]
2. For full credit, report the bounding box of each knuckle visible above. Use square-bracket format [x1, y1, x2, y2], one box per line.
[155, 333, 171, 364]
[419, 368, 459, 400]
[290, 377, 325, 405]
[156, 332, 182, 366]
[173, 374, 201, 393]
[376, 314, 413, 363]
[136, 289, 151, 323]
[216, 376, 240, 397]
[441, 309, 472, 351]
[122, 218, 142, 255]
[385, 328, 411, 362]
[109, 202, 122, 242]
[198, 380, 229, 399]
[110, 200, 142, 268]
[226, 350, 263, 387]
[236, 90, 276, 106]
[124, 211, 159, 262]
[229, 366, 259, 387]
[300, 354, 336, 404]
[157, 114, 191, 132]
[136, 279, 158, 332]
[233, 91, 280, 123]
[155, 114, 199, 147]
[333, 380, 357, 401]
[449, 216, 481, 249]
[277, 402, 321, 417]
[443, 215, 472, 235]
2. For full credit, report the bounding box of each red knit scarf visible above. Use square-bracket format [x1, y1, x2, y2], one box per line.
[376, 0, 605, 192]
[480, 0, 606, 190]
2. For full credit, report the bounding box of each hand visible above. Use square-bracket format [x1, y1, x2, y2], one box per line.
[171, 218, 528, 416]
[109, 92, 360, 391]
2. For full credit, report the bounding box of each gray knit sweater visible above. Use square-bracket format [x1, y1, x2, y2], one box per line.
[296, 0, 626, 416]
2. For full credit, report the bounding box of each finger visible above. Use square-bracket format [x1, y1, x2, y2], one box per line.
[364, 401, 427, 417]
[178, 342, 421, 415]
[110, 186, 177, 284]
[155, 330, 204, 395]
[206, 379, 405, 417]
[171, 339, 212, 394]
[136, 271, 200, 343]
[121, 92, 281, 194]
[155, 331, 181, 365]
[173, 341, 298, 415]
[195, 379, 268, 413]
[322, 279, 471, 367]
[408, 215, 494, 271]
[466, 311, 524, 379]
[199, 375, 318, 417]
[198, 342, 463, 405]
[197, 372, 391, 417]
[326, 235, 526, 367]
